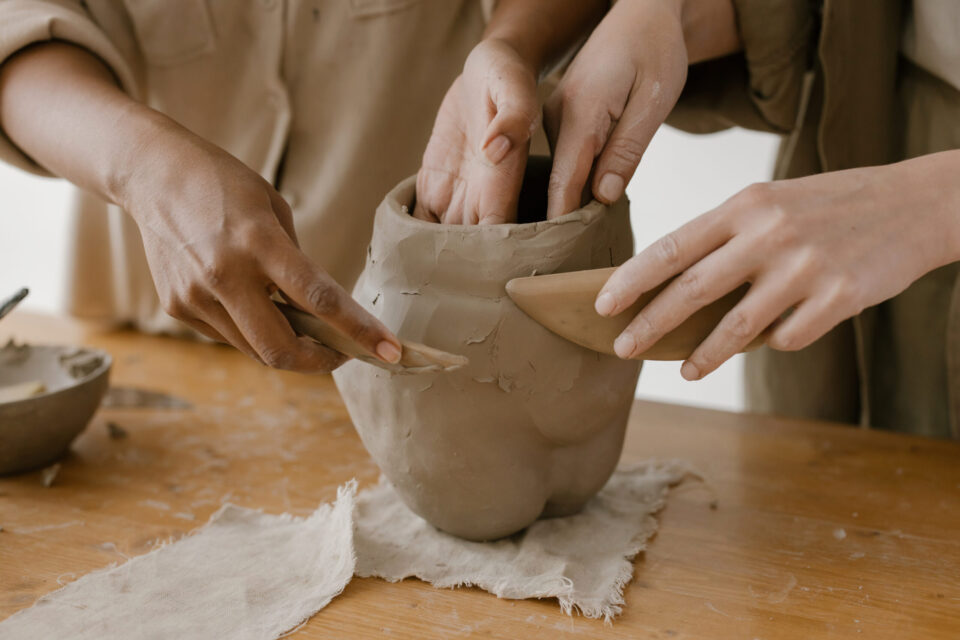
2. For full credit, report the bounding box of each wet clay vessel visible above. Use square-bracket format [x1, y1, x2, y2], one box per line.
[333, 158, 641, 540]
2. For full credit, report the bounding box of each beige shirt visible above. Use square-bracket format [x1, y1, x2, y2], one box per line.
[902, 0, 960, 92]
[0, 0, 493, 333]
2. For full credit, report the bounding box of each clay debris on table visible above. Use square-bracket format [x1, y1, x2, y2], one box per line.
[102, 387, 192, 410]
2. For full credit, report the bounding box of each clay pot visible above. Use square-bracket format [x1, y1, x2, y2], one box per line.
[333, 158, 641, 541]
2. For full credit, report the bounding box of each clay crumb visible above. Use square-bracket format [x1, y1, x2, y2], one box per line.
[59, 349, 104, 379]
[103, 387, 192, 410]
[833, 528, 847, 540]
[41, 463, 61, 487]
[106, 422, 128, 439]
[0, 339, 31, 366]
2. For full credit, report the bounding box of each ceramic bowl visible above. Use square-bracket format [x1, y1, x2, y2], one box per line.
[0, 342, 111, 475]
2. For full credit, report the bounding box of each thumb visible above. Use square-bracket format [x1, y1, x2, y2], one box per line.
[479, 67, 539, 166]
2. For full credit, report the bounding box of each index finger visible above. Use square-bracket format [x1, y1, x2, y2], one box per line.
[268, 248, 402, 364]
[596, 209, 730, 317]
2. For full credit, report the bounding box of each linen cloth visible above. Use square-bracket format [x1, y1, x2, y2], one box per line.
[355, 459, 688, 620]
[0, 460, 687, 637]
[0, 483, 358, 640]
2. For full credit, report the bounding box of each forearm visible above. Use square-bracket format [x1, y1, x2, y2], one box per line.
[483, 0, 607, 76]
[0, 42, 198, 211]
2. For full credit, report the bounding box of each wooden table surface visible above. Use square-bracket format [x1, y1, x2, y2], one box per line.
[1, 312, 958, 639]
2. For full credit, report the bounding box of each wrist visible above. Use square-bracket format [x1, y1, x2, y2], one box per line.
[887, 151, 960, 272]
[111, 106, 213, 217]
[482, 0, 606, 77]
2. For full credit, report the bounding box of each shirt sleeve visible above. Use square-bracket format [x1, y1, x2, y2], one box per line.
[667, 0, 816, 135]
[481, 0, 496, 23]
[0, 0, 140, 177]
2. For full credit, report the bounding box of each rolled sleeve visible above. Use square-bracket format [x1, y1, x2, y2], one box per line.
[0, 0, 139, 177]
[668, 0, 815, 135]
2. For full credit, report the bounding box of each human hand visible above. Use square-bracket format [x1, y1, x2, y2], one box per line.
[414, 38, 539, 225]
[544, 0, 689, 219]
[124, 128, 401, 372]
[595, 152, 960, 380]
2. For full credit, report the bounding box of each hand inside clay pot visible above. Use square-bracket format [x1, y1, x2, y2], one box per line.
[334, 157, 641, 541]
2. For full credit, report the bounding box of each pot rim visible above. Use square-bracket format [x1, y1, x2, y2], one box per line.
[382, 176, 610, 234]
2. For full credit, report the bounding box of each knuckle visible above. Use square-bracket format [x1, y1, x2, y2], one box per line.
[793, 246, 823, 277]
[630, 312, 657, 340]
[768, 329, 799, 352]
[306, 283, 340, 316]
[654, 233, 683, 269]
[739, 182, 775, 209]
[201, 260, 230, 292]
[603, 136, 646, 168]
[723, 309, 755, 341]
[830, 276, 865, 315]
[258, 344, 297, 370]
[766, 207, 797, 246]
[342, 315, 379, 346]
[675, 269, 707, 304]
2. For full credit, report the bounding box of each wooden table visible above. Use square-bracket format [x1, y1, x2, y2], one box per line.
[1, 312, 958, 639]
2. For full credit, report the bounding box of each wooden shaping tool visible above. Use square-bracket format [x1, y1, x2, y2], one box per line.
[506, 267, 764, 361]
[276, 302, 468, 373]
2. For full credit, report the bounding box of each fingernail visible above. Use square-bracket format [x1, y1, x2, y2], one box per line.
[595, 292, 617, 316]
[597, 173, 625, 203]
[376, 340, 402, 364]
[614, 334, 636, 359]
[483, 135, 511, 165]
[681, 361, 700, 380]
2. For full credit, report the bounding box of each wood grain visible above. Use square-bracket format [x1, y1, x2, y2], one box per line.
[1, 312, 958, 639]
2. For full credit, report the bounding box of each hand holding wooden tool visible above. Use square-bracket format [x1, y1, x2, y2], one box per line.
[506, 267, 763, 360]
[275, 302, 468, 373]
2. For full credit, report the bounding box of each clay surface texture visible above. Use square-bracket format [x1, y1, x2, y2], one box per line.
[333, 162, 641, 540]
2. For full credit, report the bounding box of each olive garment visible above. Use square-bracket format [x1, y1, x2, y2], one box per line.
[0, 0, 500, 334]
[668, 0, 960, 438]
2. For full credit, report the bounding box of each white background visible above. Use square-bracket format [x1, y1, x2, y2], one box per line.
[0, 125, 778, 412]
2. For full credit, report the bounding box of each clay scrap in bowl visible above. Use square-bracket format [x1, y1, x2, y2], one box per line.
[0, 341, 111, 475]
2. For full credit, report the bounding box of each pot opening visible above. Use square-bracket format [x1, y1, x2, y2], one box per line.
[410, 155, 558, 225]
